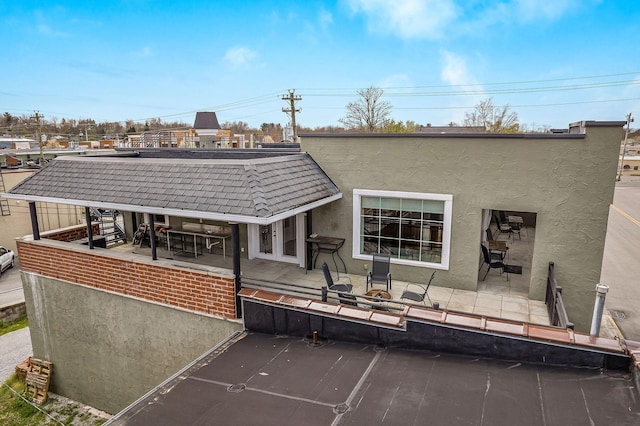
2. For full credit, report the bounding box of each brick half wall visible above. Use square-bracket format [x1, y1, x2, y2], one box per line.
[17, 240, 236, 318]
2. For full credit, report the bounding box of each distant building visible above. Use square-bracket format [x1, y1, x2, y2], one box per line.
[193, 112, 221, 148]
[0, 137, 35, 150]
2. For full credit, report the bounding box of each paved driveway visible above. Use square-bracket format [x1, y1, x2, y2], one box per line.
[601, 180, 640, 341]
[0, 257, 23, 308]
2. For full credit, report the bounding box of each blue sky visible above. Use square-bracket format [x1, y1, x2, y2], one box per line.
[1, 0, 639, 130]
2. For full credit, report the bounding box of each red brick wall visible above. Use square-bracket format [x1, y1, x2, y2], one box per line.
[17, 241, 237, 318]
[43, 224, 101, 242]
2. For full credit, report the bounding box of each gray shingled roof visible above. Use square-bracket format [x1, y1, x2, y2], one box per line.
[5, 154, 341, 224]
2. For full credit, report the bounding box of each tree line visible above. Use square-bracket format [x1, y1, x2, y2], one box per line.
[2, 88, 552, 142]
[339, 86, 552, 133]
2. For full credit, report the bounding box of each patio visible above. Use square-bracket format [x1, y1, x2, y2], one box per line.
[114, 235, 551, 326]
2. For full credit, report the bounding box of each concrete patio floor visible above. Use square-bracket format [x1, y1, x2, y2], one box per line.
[115, 224, 621, 338]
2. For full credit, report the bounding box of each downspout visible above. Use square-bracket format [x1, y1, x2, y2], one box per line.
[85, 208, 94, 249]
[590, 283, 609, 337]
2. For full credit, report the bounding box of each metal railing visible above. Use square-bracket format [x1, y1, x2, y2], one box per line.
[545, 262, 574, 329]
[89, 207, 126, 245]
[240, 276, 406, 313]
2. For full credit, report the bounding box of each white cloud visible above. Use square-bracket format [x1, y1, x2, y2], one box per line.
[37, 22, 69, 37]
[318, 9, 334, 30]
[440, 51, 480, 88]
[223, 47, 258, 67]
[138, 47, 153, 57]
[346, 0, 598, 39]
[346, 0, 457, 39]
[511, 0, 583, 22]
[379, 74, 412, 89]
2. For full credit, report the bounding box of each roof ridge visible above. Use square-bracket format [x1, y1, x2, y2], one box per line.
[244, 163, 270, 216]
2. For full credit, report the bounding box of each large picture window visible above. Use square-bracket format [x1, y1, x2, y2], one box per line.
[353, 190, 452, 269]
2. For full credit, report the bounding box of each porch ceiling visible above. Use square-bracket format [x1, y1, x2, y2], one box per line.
[2, 153, 342, 224]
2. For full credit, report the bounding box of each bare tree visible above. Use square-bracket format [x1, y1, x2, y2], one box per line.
[339, 86, 392, 132]
[463, 97, 520, 133]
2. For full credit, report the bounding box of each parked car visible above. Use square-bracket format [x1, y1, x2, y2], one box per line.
[0, 246, 15, 276]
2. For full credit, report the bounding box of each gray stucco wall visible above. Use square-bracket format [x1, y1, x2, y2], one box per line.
[301, 124, 623, 332]
[21, 271, 243, 414]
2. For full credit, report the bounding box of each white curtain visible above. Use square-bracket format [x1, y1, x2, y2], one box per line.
[481, 209, 493, 244]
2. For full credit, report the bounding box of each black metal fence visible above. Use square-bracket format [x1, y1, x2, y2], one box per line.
[240, 276, 406, 312]
[545, 262, 574, 329]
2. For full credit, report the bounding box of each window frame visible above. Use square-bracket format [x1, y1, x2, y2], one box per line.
[352, 189, 453, 270]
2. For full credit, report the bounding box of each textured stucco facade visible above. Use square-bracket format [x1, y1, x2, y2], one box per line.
[22, 272, 243, 414]
[301, 122, 624, 331]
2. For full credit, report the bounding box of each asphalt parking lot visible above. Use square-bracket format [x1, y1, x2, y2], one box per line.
[601, 179, 640, 341]
[0, 257, 22, 308]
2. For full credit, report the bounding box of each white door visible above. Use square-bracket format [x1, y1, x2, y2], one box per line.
[249, 215, 304, 265]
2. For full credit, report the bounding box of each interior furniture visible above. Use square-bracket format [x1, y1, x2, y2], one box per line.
[401, 271, 436, 306]
[480, 244, 508, 281]
[167, 229, 231, 258]
[507, 215, 523, 239]
[488, 240, 508, 261]
[366, 253, 391, 291]
[494, 213, 513, 237]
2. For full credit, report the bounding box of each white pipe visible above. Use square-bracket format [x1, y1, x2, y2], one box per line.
[590, 283, 609, 336]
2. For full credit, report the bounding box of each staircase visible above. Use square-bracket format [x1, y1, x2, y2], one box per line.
[0, 172, 11, 216]
[89, 207, 127, 246]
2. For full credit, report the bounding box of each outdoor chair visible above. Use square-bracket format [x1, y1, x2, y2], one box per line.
[480, 244, 507, 281]
[495, 213, 513, 237]
[401, 271, 436, 306]
[366, 253, 391, 291]
[321, 262, 353, 293]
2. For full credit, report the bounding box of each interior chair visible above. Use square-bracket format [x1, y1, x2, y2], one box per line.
[494, 213, 513, 237]
[485, 228, 494, 241]
[321, 262, 353, 293]
[507, 216, 522, 240]
[484, 228, 507, 261]
[401, 271, 436, 306]
[366, 253, 391, 291]
[480, 244, 507, 281]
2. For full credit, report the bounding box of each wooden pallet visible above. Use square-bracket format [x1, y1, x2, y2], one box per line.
[25, 358, 53, 404]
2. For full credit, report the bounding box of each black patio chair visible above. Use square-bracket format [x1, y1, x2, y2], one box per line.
[321, 262, 353, 293]
[401, 271, 436, 306]
[480, 244, 507, 281]
[366, 253, 391, 291]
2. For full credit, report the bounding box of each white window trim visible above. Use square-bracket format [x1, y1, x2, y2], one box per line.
[352, 189, 452, 270]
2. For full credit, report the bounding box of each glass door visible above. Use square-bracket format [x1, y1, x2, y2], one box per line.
[250, 215, 302, 265]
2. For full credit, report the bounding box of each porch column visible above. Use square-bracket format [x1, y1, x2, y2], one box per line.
[148, 214, 157, 260]
[231, 222, 242, 318]
[305, 210, 313, 271]
[29, 201, 41, 240]
[85, 208, 94, 249]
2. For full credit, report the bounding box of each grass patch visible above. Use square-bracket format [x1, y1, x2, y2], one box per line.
[0, 316, 28, 337]
[0, 374, 46, 425]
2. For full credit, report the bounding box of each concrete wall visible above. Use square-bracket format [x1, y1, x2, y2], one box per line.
[301, 123, 623, 332]
[22, 272, 243, 414]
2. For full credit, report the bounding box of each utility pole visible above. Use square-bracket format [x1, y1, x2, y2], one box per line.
[618, 112, 634, 182]
[282, 89, 301, 142]
[31, 111, 44, 166]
